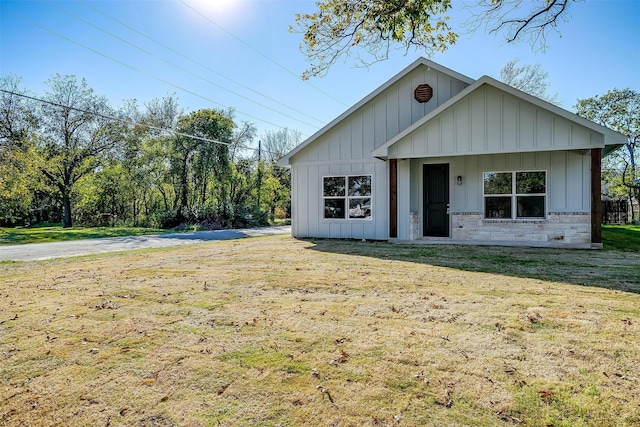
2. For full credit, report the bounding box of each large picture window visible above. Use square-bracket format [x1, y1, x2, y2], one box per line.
[323, 175, 372, 220]
[483, 171, 546, 219]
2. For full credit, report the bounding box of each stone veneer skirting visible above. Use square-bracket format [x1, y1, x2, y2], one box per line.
[450, 212, 592, 244]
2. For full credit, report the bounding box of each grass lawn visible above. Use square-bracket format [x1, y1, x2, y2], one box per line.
[1, 235, 639, 426]
[0, 223, 170, 245]
[601, 224, 640, 251]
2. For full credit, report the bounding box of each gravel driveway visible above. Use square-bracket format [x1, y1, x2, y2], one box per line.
[0, 226, 291, 261]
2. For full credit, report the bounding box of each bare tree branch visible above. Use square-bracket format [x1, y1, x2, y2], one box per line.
[294, 1, 576, 78]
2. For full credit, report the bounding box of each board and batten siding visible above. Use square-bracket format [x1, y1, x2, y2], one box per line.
[291, 161, 387, 240]
[288, 64, 469, 239]
[456, 151, 592, 213]
[387, 84, 604, 159]
[467, 151, 588, 211]
[395, 151, 591, 240]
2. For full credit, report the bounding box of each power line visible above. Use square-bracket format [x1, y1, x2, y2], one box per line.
[3, 7, 303, 134]
[180, 0, 349, 107]
[0, 88, 228, 146]
[0, 88, 283, 156]
[47, 1, 320, 129]
[77, 0, 326, 127]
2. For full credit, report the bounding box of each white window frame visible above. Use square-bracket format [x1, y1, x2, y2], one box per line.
[482, 170, 547, 220]
[322, 174, 373, 221]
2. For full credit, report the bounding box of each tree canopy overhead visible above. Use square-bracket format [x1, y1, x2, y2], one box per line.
[294, 0, 575, 79]
[294, 0, 457, 79]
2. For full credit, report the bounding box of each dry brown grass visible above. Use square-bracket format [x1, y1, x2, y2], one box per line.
[1, 235, 639, 426]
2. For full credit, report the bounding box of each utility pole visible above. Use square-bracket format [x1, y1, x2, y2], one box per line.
[257, 140, 262, 209]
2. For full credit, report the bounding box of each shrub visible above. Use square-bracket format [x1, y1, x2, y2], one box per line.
[150, 208, 182, 229]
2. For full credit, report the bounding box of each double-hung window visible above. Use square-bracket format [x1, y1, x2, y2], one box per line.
[483, 171, 546, 219]
[323, 175, 372, 220]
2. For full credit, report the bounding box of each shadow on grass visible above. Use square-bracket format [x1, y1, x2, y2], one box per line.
[304, 229, 640, 295]
[0, 225, 169, 245]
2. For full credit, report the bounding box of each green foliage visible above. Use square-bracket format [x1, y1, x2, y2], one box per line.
[0, 145, 39, 225]
[36, 74, 127, 227]
[0, 75, 294, 231]
[294, 1, 576, 79]
[575, 88, 640, 222]
[294, 0, 457, 79]
[0, 74, 41, 226]
[602, 169, 628, 199]
[149, 204, 269, 231]
[150, 208, 182, 230]
[233, 205, 270, 229]
[171, 109, 234, 212]
[74, 162, 132, 226]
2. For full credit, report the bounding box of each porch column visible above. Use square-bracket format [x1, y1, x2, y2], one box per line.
[591, 148, 602, 244]
[389, 159, 398, 238]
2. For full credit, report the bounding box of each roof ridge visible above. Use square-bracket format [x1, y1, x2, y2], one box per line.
[278, 57, 474, 166]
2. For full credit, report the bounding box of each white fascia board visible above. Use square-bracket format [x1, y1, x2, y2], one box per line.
[277, 57, 474, 165]
[372, 76, 628, 159]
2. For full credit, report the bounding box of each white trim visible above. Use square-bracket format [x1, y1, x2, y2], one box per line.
[278, 58, 474, 167]
[372, 77, 627, 159]
[482, 170, 547, 220]
[290, 158, 384, 167]
[321, 174, 374, 222]
[420, 161, 452, 238]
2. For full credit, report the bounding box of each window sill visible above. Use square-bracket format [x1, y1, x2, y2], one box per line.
[483, 218, 546, 224]
[322, 218, 373, 222]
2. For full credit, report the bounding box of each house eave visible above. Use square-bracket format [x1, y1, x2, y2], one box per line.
[603, 143, 624, 158]
[371, 76, 628, 159]
[374, 146, 607, 161]
[278, 57, 475, 165]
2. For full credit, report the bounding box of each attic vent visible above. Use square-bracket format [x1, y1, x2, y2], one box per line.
[414, 84, 433, 103]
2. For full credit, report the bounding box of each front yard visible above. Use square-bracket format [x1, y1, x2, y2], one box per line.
[1, 235, 638, 426]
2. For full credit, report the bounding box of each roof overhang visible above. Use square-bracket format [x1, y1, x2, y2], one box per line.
[371, 76, 628, 160]
[277, 57, 474, 167]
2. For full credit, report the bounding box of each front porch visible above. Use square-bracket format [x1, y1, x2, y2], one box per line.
[387, 149, 603, 248]
[391, 211, 599, 249]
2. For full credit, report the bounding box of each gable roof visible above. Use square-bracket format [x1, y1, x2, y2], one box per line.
[371, 75, 627, 159]
[277, 57, 474, 166]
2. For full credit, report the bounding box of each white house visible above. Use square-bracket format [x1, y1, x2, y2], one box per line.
[278, 58, 626, 248]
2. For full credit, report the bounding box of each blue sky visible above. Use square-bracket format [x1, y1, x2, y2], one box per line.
[1, 0, 639, 141]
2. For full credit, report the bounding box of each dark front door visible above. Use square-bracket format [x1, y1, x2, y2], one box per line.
[423, 164, 450, 237]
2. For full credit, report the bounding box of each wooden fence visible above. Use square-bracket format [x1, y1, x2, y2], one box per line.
[602, 199, 629, 224]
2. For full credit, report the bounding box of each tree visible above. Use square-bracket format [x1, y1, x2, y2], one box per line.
[294, 0, 575, 79]
[262, 163, 293, 220]
[575, 89, 640, 222]
[0, 75, 40, 225]
[465, 0, 573, 49]
[257, 128, 301, 218]
[37, 74, 126, 227]
[129, 96, 182, 223]
[228, 117, 257, 163]
[170, 109, 234, 214]
[0, 74, 36, 146]
[499, 58, 560, 105]
[294, 0, 456, 79]
[261, 128, 302, 164]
